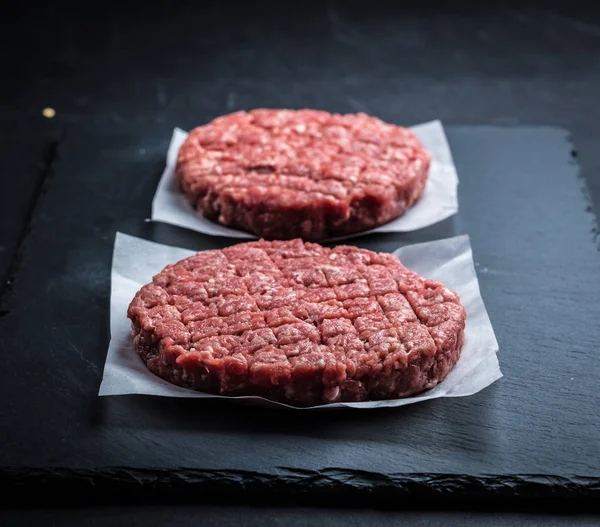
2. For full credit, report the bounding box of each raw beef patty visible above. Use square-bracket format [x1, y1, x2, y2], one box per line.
[176, 109, 430, 240]
[128, 239, 465, 406]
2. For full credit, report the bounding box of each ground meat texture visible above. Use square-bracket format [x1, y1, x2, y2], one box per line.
[128, 239, 466, 406]
[176, 109, 431, 241]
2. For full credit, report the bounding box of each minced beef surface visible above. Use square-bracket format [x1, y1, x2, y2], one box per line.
[176, 109, 430, 240]
[128, 239, 465, 406]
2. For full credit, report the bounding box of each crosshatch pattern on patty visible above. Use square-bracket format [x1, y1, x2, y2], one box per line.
[175, 109, 430, 240]
[127, 239, 466, 406]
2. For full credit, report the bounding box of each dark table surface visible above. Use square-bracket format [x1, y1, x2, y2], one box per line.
[2, 1, 600, 524]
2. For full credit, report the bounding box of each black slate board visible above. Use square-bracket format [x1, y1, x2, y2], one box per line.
[1, 124, 599, 505]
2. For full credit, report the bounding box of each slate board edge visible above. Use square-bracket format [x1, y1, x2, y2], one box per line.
[3, 467, 599, 505]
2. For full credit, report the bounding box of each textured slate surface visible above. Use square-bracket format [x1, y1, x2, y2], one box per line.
[1, 124, 599, 505]
[0, 121, 61, 297]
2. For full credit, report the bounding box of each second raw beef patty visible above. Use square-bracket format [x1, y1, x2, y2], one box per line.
[176, 109, 431, 240]
[127, 239, 466, 406]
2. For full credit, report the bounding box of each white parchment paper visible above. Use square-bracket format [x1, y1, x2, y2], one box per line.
[100, 233, 501, 409]
[151, 120, 459, 239]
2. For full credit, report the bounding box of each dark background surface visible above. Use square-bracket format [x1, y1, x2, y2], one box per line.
[2, 505, 600, 527]
[2, 1, 600, 524]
